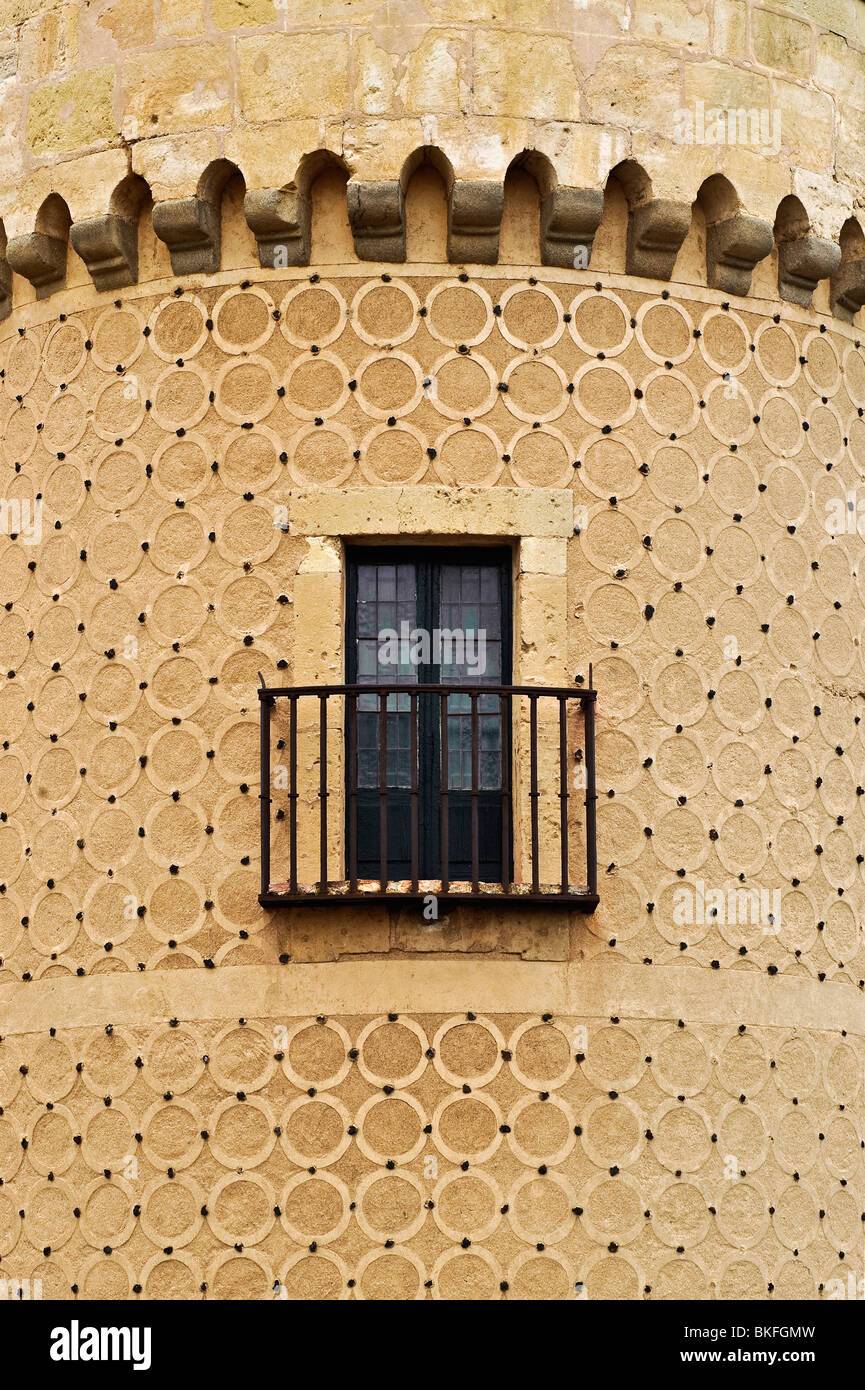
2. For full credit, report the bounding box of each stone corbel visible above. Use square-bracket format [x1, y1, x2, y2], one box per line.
[0, 257, 10, 321]
[152, 197, 221, 276]
[6, 231, 67, 297]
[625, 198, 691, 281]
[347, 180, 405, 261]
[244, 188, 311, 268]
[540, 187, 604, 269]
[706, 213, 774, 297]
[830, 258, 865, 322]
[70, 214, 138, 290]
[447, 180, 504, 264]
[777, 234, 841, 307]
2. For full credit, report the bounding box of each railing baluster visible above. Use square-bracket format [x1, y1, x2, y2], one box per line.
[440, 692, 450, 893]
[259, 692, 271, 897]
[529, 694, 540, 894]
[558, 695, 568, 894]
[410, 691, 419, 893]
[584, 676, 598, 899]
[500, 692, 510, 894]
[471, 692, 479, 893]
[289, 694, 298, 894]
[256, 681, 598, 910]
[378, 692, 388, 894]
[318, 693, 327, 894]
[348, 691, 358, 893]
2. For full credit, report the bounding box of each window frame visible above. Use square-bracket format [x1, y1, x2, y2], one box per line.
[346, 543, 513, 880]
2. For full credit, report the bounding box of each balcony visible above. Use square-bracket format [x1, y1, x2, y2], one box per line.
[257, 677, 598, 911]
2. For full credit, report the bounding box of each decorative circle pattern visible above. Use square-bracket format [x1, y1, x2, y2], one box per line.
[0, 269, 863, 1299]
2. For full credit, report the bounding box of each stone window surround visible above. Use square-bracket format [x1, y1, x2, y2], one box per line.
[285, 485, 577, 886]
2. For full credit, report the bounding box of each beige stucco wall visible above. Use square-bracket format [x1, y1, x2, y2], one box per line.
[0, 0, 863, 1301]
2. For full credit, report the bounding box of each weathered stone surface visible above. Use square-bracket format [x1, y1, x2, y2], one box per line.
[831, 257, 865, 321]
[121, 44, 232, 139]
[626, 198, 691, 280]
[244, 187, 311, 268]
[347, 179, 405, 261]
[237, 32, 349, 123]
[777, 234, 842, 306]
[706, 212, 774, 296]
[473, 30, 579, 119]
[151, 196, 220, 274]
[540, 186, 604, 268]
[69, 213, 138, 289]
[6, 229, 66, 294]
[447, 179, 503, 264]
[25, 66, 114, 155]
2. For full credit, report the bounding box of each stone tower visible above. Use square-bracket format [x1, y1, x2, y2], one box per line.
[0, 0, 863, 1301]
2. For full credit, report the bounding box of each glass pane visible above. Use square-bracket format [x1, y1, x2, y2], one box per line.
[436, 561, 503, 688]
[353, 562, 419, 788]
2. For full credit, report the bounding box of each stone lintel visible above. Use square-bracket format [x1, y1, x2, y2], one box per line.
[286, 486, 575, 538]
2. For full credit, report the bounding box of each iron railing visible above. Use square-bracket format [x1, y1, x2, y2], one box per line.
[258, 675, 598, 910]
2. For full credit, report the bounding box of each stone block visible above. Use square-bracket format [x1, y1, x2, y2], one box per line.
[773, 78, 835, 170]
[540, 186, 604, 268]
[706, 212, 774, 296]
[752, 8, 811, 77]
[353, 31, 398, 117]
[157, 0, 203, 35]
[473, 30, 579, 119]
[97, 0, 155, 48]
[152, 196, 221, 275]
[17, 7, 78, 81]
[777, 233, 842, 306]
[70, 213, 138, 290]
[237, 33, 349, 123]
[26, 65, 114, 155]
[587, 43, 681, 130]
[447, 180, 503, 265]
[626, 198, 692, 280]
[631, 0, 710, 47]
[121, 44, 232, 139]
[831, 258, 865, 321]
[244, 188, 311, 268]
[400, 26, 468, 115]
[212, 0, 275, 28]
[347, 180, 405, 261]
[0, 253, 10, 321]
[712, 0, 748, 60]
[6, 229, 67, 295]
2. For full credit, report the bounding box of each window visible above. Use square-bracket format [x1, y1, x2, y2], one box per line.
[347, 546, 512, 883]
